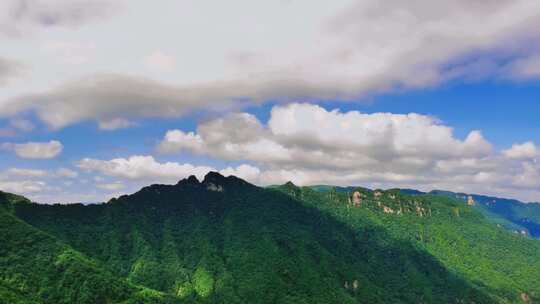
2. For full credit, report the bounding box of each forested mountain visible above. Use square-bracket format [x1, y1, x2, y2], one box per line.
[394, 189, 540, 238]
[1, 173, 539, 303]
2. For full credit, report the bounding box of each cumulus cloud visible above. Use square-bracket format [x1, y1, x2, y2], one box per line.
[157, 103, 540, 201]
[1, 1, 540, 128]
[220, 164, 261, 182]
[2, 140, 63, 159]
[159, 103, 492, 169]
[503, 141, 539, 160]
[0, 167, 48, 195]
[77, 155, 261, 185]
[0, 180, 45, 194]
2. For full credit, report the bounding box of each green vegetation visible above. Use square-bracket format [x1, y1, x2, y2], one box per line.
[427, 190, 540, 238]
[1, 173, 539, 303]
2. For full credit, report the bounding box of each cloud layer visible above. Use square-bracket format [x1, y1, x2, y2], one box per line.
[0, 57, 24, 86]
[77, 155, 260, 185]
[1, 1, 540, 128]
[158, 103, 540, 201]
[2, 140, 63, 159]
[0, 0, 121, 37]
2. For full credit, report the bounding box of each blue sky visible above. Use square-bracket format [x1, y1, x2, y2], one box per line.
[1, 0, 540, 203]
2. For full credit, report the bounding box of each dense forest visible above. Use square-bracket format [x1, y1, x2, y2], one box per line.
[424, 190, 540, 238]
[1, 172, 539, 303]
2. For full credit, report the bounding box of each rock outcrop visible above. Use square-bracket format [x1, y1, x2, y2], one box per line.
[351, 191, 363, 206]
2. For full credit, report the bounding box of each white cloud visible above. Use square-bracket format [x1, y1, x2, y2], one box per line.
[507, 54, 540, 79]
[144, 51, 176, 72]
[2, 140, 63, 159]
[55, 167, 78, 178]
[43, 41, 96, 65]
[96, 182, 124, 191]
[220, 164, 261, 182]
[98, 118, 134, 130]
[0, 0, 122, 37]
[503, 141, 539, 160]
[157, 130, 204, 154]
[77, 155, 260, 185]
[0, 180, 45, 194]
[77, 155, 214, 182]
[159, 103, 492, 169]
[5, 167, 47, 178]
[1, 1, 540, 128]
[0, 57, 24, 86]
[157, 103, 540, 201]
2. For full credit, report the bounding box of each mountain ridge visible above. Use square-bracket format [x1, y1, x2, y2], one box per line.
[1, 172, 539, 303]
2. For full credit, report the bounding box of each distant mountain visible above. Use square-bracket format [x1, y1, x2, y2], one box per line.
[422, 190, 540, 238]
[1, 174, 539, 303]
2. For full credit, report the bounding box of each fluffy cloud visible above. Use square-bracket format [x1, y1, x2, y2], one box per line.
[220, 164, 261, 182]
[2, 140, 63, 159]
[77, 155, 214, 182]
[77, 155, 260, 185]
[2, 1, 540, 128]
[0, 167, 48, 195]
[503, 142, 539, 160]
[0, 180, 45, 194]
[158, 103, 540, 201]
[159, 103, 492, 170]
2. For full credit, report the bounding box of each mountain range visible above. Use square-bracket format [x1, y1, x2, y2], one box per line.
[395, 189, 540, 238]
[1, 172, 539, 303]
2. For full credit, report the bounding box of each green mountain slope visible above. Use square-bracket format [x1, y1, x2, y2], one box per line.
[1, 173, 539, 303]
[0, 193, 182, 304]
[299, 184, 540, 303]
[399, 189, 540, 238]
[429, 190, 540, 238]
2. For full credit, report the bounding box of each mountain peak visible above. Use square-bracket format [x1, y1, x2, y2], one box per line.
[202, 171, 254, 192]
[203, 171, 226, 184]
[177, 175, 200, 186]
[284, 181, 297, 187]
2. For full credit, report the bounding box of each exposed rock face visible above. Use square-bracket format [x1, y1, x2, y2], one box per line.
[383, 206, 394, 214]
[352, 191, 362, 206]
[467, 195, 475, 206]
[206, 183, 224, 192]
[415, 206, 429, 217]
[521, 292, 530, 303]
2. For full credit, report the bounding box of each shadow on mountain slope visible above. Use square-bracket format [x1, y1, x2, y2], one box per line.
[12, 173, 497, 303]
